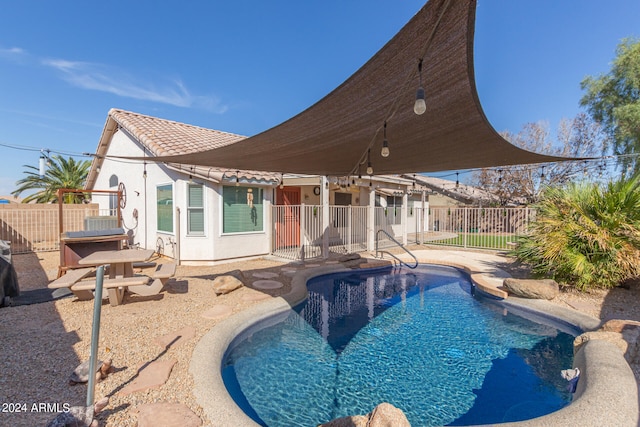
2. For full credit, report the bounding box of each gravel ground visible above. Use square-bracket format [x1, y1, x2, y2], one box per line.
[1, 249, 639, 426]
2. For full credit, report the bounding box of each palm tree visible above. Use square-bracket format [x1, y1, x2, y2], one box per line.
[513, 173, 640, 290]
[11, 155, 92, 203]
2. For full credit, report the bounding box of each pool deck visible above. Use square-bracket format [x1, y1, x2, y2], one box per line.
[190, 250, 639, 427]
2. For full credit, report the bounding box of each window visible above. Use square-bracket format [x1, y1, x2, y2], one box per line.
[109, 175, 118, 215]
[187, 183, 204, 235]
[222, 186, 263, 233]
[157, 184, 173, 233]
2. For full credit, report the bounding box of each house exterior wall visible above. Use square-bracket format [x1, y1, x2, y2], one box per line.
[93, 129, 273, 263]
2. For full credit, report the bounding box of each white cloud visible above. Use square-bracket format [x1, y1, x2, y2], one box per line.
[0, 47, 226, 112]
[41, 57, 227, 112]
[0, 46, 28, 63]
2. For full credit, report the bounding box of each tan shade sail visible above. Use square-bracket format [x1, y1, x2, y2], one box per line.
[141, 0, 569, 176]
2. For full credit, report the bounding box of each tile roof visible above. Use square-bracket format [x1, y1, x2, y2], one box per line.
[109, 109, 246, 156]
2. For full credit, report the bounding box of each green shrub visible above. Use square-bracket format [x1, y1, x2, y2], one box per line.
[513, 174, 640, 290]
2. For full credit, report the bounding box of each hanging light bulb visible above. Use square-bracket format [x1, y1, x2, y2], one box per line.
[540, 165, 546, 179]
[414, 59, 426, 115]
[366, 149, 374, 175]
[236, 170, 240, 186]
[279, 173, 284, 189]
[498, 169, 503, 183]
[381, 122, 390, 158]
[455, 172, 459, 188]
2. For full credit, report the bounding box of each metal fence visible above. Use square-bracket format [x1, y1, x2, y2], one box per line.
[0, 205, 114, 254]
[413, 206, 533, 251]
[272, 205, 534, 260]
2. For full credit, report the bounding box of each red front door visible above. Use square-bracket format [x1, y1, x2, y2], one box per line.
[276, 187, 301, 247]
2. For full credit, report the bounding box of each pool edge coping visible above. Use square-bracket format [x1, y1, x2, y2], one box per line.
[190, 260, 640, 427]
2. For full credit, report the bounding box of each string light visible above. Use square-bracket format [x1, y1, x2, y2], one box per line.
[414, 59, 426, 115]
[381, 121, 390, 158]
[366, 149, 374, 175]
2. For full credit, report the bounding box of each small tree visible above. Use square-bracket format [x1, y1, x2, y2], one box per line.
[581, 38, 640, 175]
[512, 173, 640, 290]
[12, 155, 92, 203]
[472, 114, 607, 205]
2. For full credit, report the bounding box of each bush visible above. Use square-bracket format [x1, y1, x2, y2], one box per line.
[512, 174, 640, 290]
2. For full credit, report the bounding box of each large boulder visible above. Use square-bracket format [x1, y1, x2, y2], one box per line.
[368, 402, 411, 427]
[319, 402, 410, 427]
[211, 272, 244, 295]
[503, 278, 559, 300]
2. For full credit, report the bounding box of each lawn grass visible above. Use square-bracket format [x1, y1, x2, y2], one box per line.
[428, 233, 516, 250]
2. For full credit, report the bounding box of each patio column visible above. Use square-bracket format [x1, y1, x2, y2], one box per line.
[367, 184, 375, 252]
[402, 191, 408, 245]
[321, 176, 329, 259]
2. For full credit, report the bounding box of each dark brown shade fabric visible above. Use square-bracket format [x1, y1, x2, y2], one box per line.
[142, 0, 568, 175]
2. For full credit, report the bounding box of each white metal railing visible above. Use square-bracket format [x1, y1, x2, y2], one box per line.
[272, 205, 534, 260]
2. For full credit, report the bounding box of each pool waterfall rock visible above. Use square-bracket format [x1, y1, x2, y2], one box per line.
[319, 402, 411, 427]
[502, 278, 559, 300]
[574, 319, 640, 365]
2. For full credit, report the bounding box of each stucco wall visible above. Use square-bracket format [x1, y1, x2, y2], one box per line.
[93, 128, 273, 263]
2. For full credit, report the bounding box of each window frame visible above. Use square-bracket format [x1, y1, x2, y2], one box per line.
[186, 182, 205, 236]
[156, 182, 174, 234]
[220, 185, 265, 235]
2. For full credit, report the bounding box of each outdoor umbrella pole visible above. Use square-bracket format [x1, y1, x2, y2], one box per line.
[86, 265, 105, 411]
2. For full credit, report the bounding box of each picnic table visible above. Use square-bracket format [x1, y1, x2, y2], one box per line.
[49, 249, 176, 307]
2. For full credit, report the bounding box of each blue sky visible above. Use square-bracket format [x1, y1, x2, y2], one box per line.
[0, 0, 638, 196]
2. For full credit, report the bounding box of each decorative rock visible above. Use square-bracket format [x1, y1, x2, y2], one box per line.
[574, 331, 629, 356]
[252, 271, 279, 279]
[201, 305, 233, 319]
[69, 359, 113, 385]
[136, 402, 202, 427]
[46, 397, 109, 427]
[368, 402, 411, 427]
[253, 280, 284, 290]
[338, 253, 361, 262]
[319, 403, 409, 427]
[118, 359, 177, 396]
[154, 326, 196, 350]
[592, 319, 640, 364]
[211, 275, 244, 295]
[601, 319, 640, 333]
[502, 278, 559, 300]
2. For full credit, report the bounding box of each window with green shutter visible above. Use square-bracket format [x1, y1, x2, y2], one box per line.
[157, 184, 173, 233]
[222, 186, 263, 233]
[187, 183, 204, 235]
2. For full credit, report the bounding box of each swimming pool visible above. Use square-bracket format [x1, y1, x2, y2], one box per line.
[222, 265, 575, 426]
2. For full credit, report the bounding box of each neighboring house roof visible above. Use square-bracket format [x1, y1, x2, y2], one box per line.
[0, 196, 20, 204]
[85, 109, 280, 190]
[406, 175, 497, 205]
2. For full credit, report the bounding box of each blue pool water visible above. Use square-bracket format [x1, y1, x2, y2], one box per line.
[223, 265, 574, 426]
